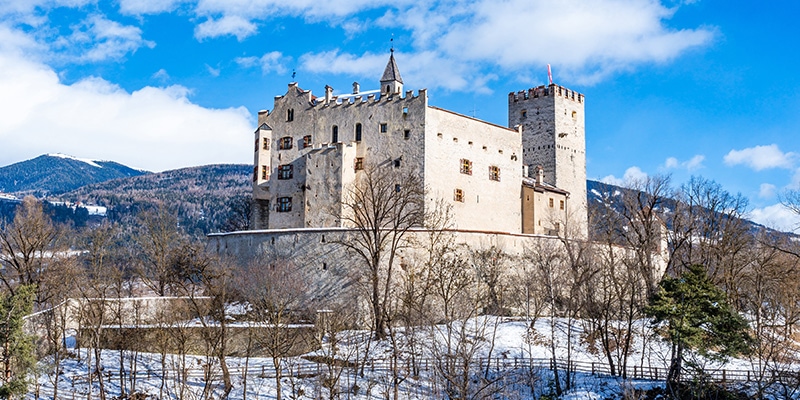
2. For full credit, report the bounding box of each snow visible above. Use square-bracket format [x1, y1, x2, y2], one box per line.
[47, 153, 103, 168]
[28, 315, 794, 399]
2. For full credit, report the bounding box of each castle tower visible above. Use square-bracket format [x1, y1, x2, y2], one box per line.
[509, 84, 587, 236]
[380, 50, 403, 95]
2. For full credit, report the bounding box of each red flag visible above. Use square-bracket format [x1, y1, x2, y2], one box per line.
[547, 64, 553, 85]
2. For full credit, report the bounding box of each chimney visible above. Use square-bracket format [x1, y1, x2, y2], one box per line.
[535, 166, 544, 185]
[324, 85, 333, 104]
[352, 82, 360, 94]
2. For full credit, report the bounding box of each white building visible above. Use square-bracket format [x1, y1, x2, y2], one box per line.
[252, 52, 587, 237]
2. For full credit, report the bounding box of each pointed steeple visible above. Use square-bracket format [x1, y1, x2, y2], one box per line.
[380, 49, 403, 95]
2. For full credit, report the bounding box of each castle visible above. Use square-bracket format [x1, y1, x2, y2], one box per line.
[250, 52, 588, 237]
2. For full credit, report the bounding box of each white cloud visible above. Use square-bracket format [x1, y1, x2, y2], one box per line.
[663, 154, 704, 171]
[759, 183, 777, 199]
[299, 50, 493, 93]
[118, 0, 184, 15]
[152, 68, 169, 81]
[0, 50, 252, 172]
[236, 51, 288, 75]
[724, 144, 795, 171]
[50, 14, 156, 62]
[601, 166, 648, 187]
[205, 64, 220, 77]
[748, 203, 800, 233]
[186, 0, 712, 86]
[194, 15, 258, 41]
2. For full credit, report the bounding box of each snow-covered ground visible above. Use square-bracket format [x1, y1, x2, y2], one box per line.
[26, 316, 799, 399]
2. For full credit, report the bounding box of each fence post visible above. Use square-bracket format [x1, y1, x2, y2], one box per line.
[591, 362, 595, 375]
[633, 366, 637, 379]
[722, 369, 726, 383]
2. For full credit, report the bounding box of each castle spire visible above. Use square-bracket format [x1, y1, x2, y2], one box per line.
[380, 48, 403, 95]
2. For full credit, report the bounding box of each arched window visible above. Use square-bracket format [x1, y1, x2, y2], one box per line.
[332, 125, 339, 143]
[355, 123, 362, 141]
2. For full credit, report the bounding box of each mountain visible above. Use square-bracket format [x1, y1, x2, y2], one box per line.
[56, 164, 252, 236]
[0, 154, 148, 197]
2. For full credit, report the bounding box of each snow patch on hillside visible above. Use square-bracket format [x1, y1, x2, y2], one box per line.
[47, 153, 103, 168]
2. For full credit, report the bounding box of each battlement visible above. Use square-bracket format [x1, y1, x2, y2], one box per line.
[508, 84, 583, 103]
[317, 88, 428, 108]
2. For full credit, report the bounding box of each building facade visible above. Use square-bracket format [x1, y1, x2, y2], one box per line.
[252, 53, 587, 237]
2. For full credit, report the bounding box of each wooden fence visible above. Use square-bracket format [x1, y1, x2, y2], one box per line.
[27, 355, 800, 399]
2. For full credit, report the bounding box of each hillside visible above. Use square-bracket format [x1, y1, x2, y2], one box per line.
[56, 164, 252, 235]
[0, 154, 147, 197]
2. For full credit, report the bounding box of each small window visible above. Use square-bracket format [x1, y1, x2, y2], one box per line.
[559, 200, 565, 210]
[252, 166, 257, 182]
[404, 129, 410, 140]
[454, 188, 464, 202]
[354, 157, 364, 171]
[521, 110, 527, 118]
[460, 159, 473, 175]
[287, 109, 294, 122]
[549, 198, 554, 208]
[277, 164, 293, 180]
[380, 123, 388, 133]
[279, 136, 292, 150]
[394, 184, 401, 193]
[453, 137, 458, 143]
[261, 165, 269, 180]
[302, 135, 312, 148]
[489, 166, 500, 181]
[403, 107, 409, 115]
[254, 138, 259, 152]
[263, 138, 270, 150]
[355, 123, 362, 141]
[571, 111, 577, 118]
[394, 158, 401, 168]
[332, 125, 339, 143]
[437, 132, 443, 138]
[277, 197, 292, 212]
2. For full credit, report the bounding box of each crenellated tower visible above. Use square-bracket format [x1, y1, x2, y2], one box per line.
[509, 84, 587, 236]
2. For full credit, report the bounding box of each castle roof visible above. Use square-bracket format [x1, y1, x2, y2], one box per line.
[380, 52, 403, 84]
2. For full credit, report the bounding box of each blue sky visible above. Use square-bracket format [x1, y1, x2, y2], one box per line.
[0, 0, 799, 230]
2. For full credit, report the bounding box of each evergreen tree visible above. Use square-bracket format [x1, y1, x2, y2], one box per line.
[645, 264, 751, 394]
[0, 285, 36, 399]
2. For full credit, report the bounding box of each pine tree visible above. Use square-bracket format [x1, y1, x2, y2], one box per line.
[645, 264, 751, 394]
[0, 285, 36, 399]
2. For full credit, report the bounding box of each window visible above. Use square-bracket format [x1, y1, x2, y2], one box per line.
[254, 138, 259, 152]
[395, 184, 401, 193]
[354, 157, 364, 171]
[252, 166, 257, 182]
[403, 107, 409, 115]
[332, 125, 339, 143]
[277, 197, 292, 212]
[489, 166, 500, 181]
[559, 200, 565, 210]
[261, 165, 269, 180]
[549, 198, 554, 208]
[287, 109, 294, 122]
[263, 138, 270, 150]
[380, 123, 388, 133]
[460, 159, 473, 175]
[279, 136, 293, 150]
[278, 164, 293, 180]
[454, 188, 464, 202]
[302, 135, 312, 148]
[521, 110, 527, 118]
[404, 129, 410, 140]
[355, 123, 362, 141]
[394, 158, 401, 168]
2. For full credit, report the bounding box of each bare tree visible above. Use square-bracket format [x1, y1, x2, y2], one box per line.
[0, 196, 68, 306]
[336, 161, 424, 339]
[133, 206, 189, 297]
[238, 257, 309, 400]
[170, 243, 235, 399]
[617, 174, 672, 297]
